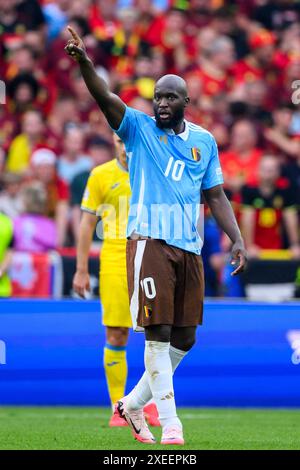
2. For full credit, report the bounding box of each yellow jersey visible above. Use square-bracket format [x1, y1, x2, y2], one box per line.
[81, 158, 131, 273]
[6, 134, 30, 173]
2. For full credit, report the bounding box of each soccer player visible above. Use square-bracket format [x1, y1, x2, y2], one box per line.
[65, 27, 247, 445]
[73, 133, 159, 427]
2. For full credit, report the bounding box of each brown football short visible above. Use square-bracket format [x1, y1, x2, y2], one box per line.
[126, 238, 204, 331]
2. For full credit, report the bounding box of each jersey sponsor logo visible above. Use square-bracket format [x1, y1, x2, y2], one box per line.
[159, 135, 168, 145]
[106, 361, 120, 367]
[191, 147, 201, 162]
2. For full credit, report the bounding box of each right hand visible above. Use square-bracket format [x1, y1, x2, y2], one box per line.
[73, 270, 90, 298]
[65, 25, 88, 63]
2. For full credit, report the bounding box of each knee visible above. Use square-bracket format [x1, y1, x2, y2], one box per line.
[145, 325, 172, 342]
[106, 327, 129, 347]
[171, 336, 196, 352]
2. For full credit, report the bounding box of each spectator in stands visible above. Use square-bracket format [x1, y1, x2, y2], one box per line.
[0, 210, 13, 297]
[127, 96, 152, 115]
[47, 95, 81, 154]
[229, 80, 271, 126]
[0, 172, 23, 219]
[71, 137, 113, 243]
[42, 0, 70, 42]
[5, 45, 56, 116]
[0, 0, 45, 58]
[7, 73, 40, 116]
[5, 109, 48, 173]
[57, 126, 92, 184]
[220, 119, 263, 195]
[252, 0, 300, 31]
[264, 103, 300, 160]
[13, 182, 57, 253]
[191, 35, 235, 98]
[232, 28, 278, 93]
[71, 69, 100, 125]
[240, 155, 300, 259]
[30, 148, 69, 247]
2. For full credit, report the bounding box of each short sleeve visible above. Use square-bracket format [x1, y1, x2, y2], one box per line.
[202, 136, 224, 190]
[241, 185, 255, 207]
[111, 106, 139, 146]
[282, 187, 297, 209]
[81, 170, 103, 215]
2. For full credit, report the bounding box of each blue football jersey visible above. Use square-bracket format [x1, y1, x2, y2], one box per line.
[114, 106, 224, 254]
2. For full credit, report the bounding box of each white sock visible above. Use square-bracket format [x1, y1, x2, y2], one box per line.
[127, 344, 187, 410]
[169, 345, 187, 373]
[144, 340, 181, 429]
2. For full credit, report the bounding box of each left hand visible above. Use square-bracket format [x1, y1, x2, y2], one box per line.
[230, 240, 248, 276]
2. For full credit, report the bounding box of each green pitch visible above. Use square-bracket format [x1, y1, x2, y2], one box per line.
[0, 407, 299, 450]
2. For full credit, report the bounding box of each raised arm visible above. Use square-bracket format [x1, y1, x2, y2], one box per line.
[203, 185, 248, 276]
[65, 26, 125, 129]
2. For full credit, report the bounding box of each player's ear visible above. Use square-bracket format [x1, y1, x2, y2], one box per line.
[184, 96, 190, 107]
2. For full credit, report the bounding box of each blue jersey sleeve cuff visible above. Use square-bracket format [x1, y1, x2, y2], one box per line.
[202, 178, 224, 190]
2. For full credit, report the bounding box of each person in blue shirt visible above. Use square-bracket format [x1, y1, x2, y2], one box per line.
[65, 26, 247, 446]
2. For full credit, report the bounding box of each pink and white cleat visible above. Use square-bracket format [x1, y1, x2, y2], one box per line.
[109, 407, 128, 427]
[144, 402, 160, 427]
[117, 397, 156, 444]
[161, 425, 184, 445]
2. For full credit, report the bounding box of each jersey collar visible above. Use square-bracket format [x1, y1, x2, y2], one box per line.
[163, 120, 190, 141]
[115, 159, 128, 173]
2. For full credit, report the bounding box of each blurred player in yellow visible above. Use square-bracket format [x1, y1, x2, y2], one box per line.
[73, 134, 159, 427]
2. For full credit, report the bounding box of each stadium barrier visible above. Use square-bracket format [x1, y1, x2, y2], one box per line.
[10, 252, 63, 298]
[1, 299, 300, 407]
[9, 250, 299, 301]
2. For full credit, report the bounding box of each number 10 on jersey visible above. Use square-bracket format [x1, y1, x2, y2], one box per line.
[164, 157, 185, 181]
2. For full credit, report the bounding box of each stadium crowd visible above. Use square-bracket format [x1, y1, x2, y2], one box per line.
[0, 0, 300, 296]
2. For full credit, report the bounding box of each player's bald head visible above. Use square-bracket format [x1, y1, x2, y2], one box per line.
[155, 74, 188, 98]
[153, 74, 190, 130]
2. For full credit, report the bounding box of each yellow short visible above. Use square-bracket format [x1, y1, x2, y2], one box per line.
[99, 264, 132, 328]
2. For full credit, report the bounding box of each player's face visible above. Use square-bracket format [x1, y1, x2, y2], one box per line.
[153, 87, 186, 129]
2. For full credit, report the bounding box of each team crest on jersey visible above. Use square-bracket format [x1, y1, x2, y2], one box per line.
[191, 147, 201, 162]
[144, 305, 152, 318]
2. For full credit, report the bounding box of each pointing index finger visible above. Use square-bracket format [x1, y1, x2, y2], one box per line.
[67, 25, 80, 43]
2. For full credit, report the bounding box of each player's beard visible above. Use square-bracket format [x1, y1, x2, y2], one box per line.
[154, 107, 185, 130]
